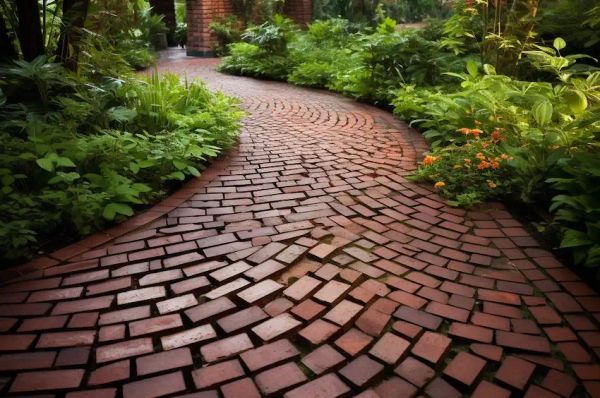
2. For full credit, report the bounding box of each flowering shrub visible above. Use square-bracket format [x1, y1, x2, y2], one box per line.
[412, 126, 514, 207]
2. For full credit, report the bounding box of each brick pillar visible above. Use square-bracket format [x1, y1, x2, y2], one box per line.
[187, 0, 233, 56]
[284, 0, 313, 27]
[186, 0, 312, 57]
[150, 0, 177, 46]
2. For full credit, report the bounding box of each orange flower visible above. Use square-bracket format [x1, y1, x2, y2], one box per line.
[500, 153, 509, 160]
[458, 128, 471, 135]
[434, 181, 445, 188]
[464, 158, 472, 164]
[482, 142, 489, 148]
[491, 161, 500, 169]
[478, 161, 491, 170]
[470, 129, 482, 138]
[476, 152, 485, 160]
[487, 180, 497, 188]
[491, 128, 503, 142]
[422, 155, 437, 166]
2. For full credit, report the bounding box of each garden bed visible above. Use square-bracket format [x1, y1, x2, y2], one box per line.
[215, 4, 600, 284]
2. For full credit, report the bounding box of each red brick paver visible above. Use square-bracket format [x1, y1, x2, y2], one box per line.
[0, 50, 599, 397]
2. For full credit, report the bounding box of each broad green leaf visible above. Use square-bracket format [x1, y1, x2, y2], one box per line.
[173, 160, 187, 170]
[483, 64, 496, 75]
[553, 37, 567, 51]
[132, 183, 152, 193]
[563, 90, 588, 115]
[187, 166, 200, 177]
[56, 156, 76, 168]
[166, 171, 185, 181]
[138, 160, 155, 168]
[103, 203, 134, 220]
[532, 100, 553, 126]
[560, 229, 593, 248]
[36, 157, 54, 172]
[2, 175, 14, 186]
[585, 245, 600, 267]
[466, 60, 479, 78]
[129, 162, 140, 174]
[108, 106, 137, 123]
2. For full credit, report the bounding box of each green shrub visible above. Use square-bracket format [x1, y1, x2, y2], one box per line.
[549, 152, 600, 271]
[288, 61, 337, 87]
[287, 19, 359, 88]
[84, 1, 160, 72]
[176, 23, 188, 48]
[210, 16, 242, 56]
[394, 62, 599, 197]
[219, 42, 292, 79]
[221, 17, 464, 101]
[0, 58, 242, 262]
[330, 18, 465, 102]
[241, 14, 297, 54]
[218, 15, 297, 79]
[394, 61, 600, 274]
[411, 127, 515, 207]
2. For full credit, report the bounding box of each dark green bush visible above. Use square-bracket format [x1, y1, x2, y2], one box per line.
[222, 16, 465, 100]
[0, 58, 242, 262]
[210, 16, 243, 56]
[218, 15, 297, 79]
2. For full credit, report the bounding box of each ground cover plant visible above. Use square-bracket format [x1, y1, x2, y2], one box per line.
[0, 1, 242, 263]
[219, 1, 600, 275]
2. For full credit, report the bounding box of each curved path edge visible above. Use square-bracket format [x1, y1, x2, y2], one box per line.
[1, 149, 240, 283]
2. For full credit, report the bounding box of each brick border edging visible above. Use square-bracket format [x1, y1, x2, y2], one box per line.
[0, 146, 240, 283]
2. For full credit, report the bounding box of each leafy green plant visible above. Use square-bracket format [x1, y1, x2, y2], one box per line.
[331, 18, 465, 102]
[412, 126, 514, 206]
[84, 1, 160, 72]
[219, 42, 293, 79]
[394, 58, 599, 200]
[210, 16, 242, 56]
[242, 14, 296, 54]
[549, 152, 600, 271]
[0, 57, 242, 263]
[175, 22, 188, 48]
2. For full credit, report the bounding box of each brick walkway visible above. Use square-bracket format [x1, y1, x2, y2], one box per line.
[0, 51, 599, 398]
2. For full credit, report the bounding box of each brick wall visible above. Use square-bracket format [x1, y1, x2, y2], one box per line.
[187, 0, 233, 56]
[284, 0, 313, 27]
[187, 0, 312, 57]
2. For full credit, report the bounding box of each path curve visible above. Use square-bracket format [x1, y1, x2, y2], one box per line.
[0, 51, 599, 398]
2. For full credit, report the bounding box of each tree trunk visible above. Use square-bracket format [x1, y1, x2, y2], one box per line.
[56, 0, 90, 71]
[0, 13, 16, 61]
[149, 0, 177, 46]
[16, 0, 44, 61]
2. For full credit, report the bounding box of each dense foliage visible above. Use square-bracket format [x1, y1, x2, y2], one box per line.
[0, 2, 242, 262]
[219, 3, 600, 275]
[209, 0, 286, 55]
[220, 17, 467, 101]
[313, 0, 451, 24]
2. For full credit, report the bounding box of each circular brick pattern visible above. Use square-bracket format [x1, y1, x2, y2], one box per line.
[0, 50, 599, 397]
